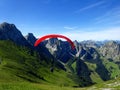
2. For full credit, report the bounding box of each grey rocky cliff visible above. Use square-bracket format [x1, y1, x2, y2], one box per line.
[43, 38, 100, 62]
[99, 41, 120, 61]
[44, 38, 73, 62]
[0, 22, 30, 46]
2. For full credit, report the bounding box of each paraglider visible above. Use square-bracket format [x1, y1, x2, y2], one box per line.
[34, 34, 75, 50]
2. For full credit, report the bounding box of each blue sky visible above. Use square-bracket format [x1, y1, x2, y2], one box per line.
[0, 0, 120, 41]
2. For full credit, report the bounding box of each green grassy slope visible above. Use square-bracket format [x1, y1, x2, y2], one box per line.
[71, 57, 120, 84]
[101, 57, 120, 79]
[90, 77, 120, 89]
[1, 40, 120, 90]
[85, 58, 120, 83]
[0, 40, 78, 90]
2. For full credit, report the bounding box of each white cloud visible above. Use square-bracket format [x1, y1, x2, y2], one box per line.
[75, 1, 105, 13]
[62, 27, 120, 41]
[64, 26, 77, 30]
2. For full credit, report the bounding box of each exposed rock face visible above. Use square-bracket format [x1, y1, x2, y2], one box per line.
[80, 40, 103, 48]
[73, 41, 99, 61]
[45, 38, 73, 62]
[73, 40, 120, 62]
[0, 22, 30, 46]
[99, 41, 120, 61]
[44, 38, 100, 62]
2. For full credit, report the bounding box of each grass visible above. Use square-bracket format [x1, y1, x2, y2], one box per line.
[0, 40, 78, 89]
[1, 80, 120, 90]
[84, 62, 103, 83]
[0, 82, 88, 90]
[101, 57, 120, 79]
[1, 40, 120, 90]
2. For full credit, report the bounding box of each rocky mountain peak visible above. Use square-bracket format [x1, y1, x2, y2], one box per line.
[25, 33, 36, 46]
[105, 41, 117, 46]
[0, 22, 17, 31]
[99, 41, 120, 61]
[28, 33, 34, 36]
[0, 22, 30, 46]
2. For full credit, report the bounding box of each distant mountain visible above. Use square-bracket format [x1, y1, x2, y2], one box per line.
[99, 41, 120, 62]
[80, 40, 103, 48]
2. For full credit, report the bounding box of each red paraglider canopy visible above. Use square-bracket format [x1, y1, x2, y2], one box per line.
[34, 34, 75, 50]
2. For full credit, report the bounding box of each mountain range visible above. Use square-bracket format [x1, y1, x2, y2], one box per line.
[0, 22, 120, 89]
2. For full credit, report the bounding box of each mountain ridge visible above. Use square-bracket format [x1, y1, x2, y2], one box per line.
[0, 22, 120, 89]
